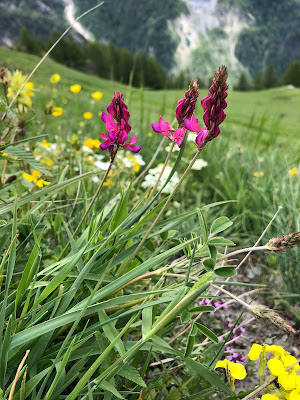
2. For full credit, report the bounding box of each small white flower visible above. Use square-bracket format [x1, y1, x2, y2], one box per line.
[94, 160, 110, 170]
[191, 159, 208, 170]
[92, 176, 99, 183]
[82, 145, 93, 153]
[141, 164, 180, 194]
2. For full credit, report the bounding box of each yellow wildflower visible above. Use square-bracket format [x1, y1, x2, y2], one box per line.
[83, 139, 100, 149]
[7, 70, 33, 111]
[36, 179, 50, 188]
[289, 375, 300, 400]
[26, 90, 34, 97]
[83, 112, 93, 120]
[261, 395, 279, 400]
[50, 74, 60, 84]
[25, 82, 34, 89]
[22, 170, 49, 187]
[215, 359, 246, 380]
[52, 107, 63, 117]
[103, 178, 111, 186]
[79, 121, 85, 127]
[289, 167, 298, 175]
[147, 132, 153, 137]
[253, 171, 264, 177]
[91, 91, 103, 100]
[248, 344, 263, 361]
[40, 139, 51, 148]
[70, 84, 81, 93]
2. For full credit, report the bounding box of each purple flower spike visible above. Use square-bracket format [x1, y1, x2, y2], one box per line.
[184, 65, 228, 149]
[99, 91, 141, 156]
[176, 79, 199, 126]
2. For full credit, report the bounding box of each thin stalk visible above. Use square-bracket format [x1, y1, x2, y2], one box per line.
[217, 246, 268, 261]
[147, 140, 175, 201]
[210, 284, 252, 311]
[123, 149, 202, 271]
[59, 159, 114, 259]
[7, 350, 30, 400]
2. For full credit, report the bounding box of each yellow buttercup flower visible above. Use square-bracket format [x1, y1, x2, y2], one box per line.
[50, 74, 60, 84]
[253, 171, 264, 177]
[289, 167, 298, 175]
[91, 91, 103, 100]
[83, 138, 100, 149]
[25, 82, 34, 89]
[40, 139, 52, 148]
[83, 112, 93, 120]
[70, 84, 81, 93]
[52, 107, 63, 117]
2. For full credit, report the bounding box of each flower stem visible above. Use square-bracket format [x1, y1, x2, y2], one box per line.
[122, 149, 202, 271]
[210, 283, 252, 311]
[147, 140, 175, 201]
[217, 246, 268, 261]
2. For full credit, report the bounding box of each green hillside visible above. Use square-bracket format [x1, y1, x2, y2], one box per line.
[1, 48, 299, 156]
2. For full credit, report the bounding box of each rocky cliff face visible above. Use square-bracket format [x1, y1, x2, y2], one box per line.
[169, 0, 251, 83]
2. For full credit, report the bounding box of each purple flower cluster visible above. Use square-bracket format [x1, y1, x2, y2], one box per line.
[224, 318, 246, 364]
[184, 65, 228, 148]
[198, 297, 227, 314]
[100, 91, 141, 156]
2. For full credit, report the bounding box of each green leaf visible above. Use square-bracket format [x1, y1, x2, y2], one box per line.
[197, 209, 208, 243]
[99, 380, 125, 399]
[208, 237, 236, 246]
[184, 335, 195, 358]
[210, 217, 233, 235]
[110, 186, 131, 232]
[215, 267, 237, 277]
[189, 306, 215, 313]
[180, 309, 190, 323]
[203, 258, 216, 271]
[118, 363, 146, 388]
[186, 359, 234, 396]
[7, 145, 51, 176]
[195, 323, 219, 344]
[142, 307, 152, 338]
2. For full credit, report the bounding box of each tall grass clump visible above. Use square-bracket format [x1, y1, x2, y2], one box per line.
[0, 48, 299, 400]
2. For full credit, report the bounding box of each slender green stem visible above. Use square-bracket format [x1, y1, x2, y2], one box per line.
[123, 149, 202, 271]
[59, 159, 114, 259]
[147, 140, 175, 201]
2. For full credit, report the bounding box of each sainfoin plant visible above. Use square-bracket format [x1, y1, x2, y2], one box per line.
[0, 63, 299, 400]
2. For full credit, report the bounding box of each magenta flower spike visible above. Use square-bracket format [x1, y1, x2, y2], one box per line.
[99, 91, 141, 157]
[151, 80, 199, 148]
[184, 66, 228, 148]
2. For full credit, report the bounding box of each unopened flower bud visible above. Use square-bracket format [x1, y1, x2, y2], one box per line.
[251, 305, 295, 335]
[267, 232, 300, 252]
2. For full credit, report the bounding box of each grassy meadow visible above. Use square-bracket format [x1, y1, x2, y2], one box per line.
[0, 47, 299, 399]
